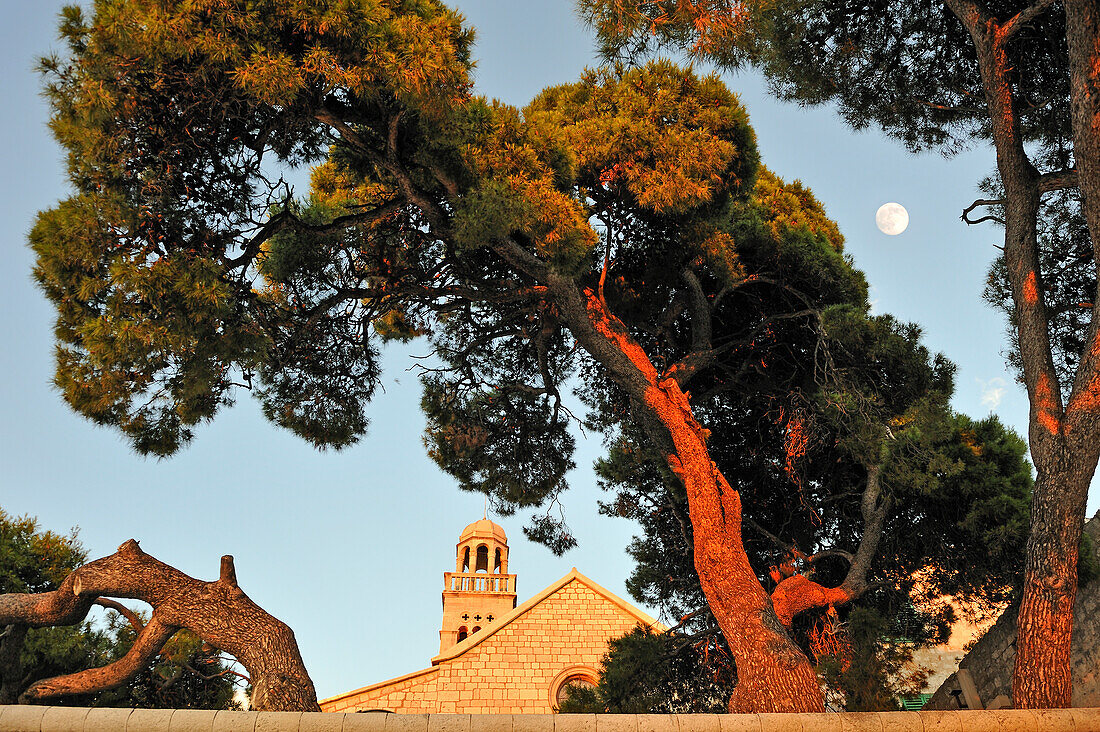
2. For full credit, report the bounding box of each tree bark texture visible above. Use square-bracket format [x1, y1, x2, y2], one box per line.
[946, 0, 1100, 708]
[1014, 463, 1092, 707]
[537, 269, 825, 712]
[0, 541, 318, 712]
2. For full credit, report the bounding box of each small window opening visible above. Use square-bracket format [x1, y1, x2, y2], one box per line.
[462, 547, 470, 572]
[494, 548, 502, 573]
[457, 626, 468, 642]
[472, 626, 481, 634]
[475, 545, 489, 572]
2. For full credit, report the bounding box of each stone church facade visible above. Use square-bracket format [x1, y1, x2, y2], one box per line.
[320, 519, 661, 714]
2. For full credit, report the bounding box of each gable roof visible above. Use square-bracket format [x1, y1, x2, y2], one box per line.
[431, 567, 664, 665]
[320, 567, 664, 708]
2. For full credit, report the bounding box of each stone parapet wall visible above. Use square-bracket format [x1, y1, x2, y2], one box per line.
[3, 707, 1100, 731]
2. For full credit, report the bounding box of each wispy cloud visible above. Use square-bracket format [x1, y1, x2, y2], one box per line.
[977, 377, 1007, 410]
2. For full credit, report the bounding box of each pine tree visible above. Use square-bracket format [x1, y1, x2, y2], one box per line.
[27, 0, 1029, 710]
[579, 0, 1100, 708]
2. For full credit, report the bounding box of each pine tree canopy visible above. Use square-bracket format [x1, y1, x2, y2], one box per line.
[31, 0, 1066, 710]
[579, 0, 1072, 155]
[34, 0, 869, 544]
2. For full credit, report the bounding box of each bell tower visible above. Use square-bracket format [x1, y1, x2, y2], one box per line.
[440, 518, 518, 653]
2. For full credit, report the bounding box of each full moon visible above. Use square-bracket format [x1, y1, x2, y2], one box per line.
[876, 202, 909, 235]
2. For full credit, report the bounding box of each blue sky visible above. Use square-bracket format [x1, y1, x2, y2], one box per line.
[1, 0, 1096, 702]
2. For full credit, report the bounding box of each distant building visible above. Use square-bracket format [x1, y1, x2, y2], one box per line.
[320, 518, 661, 714]
[925, 510, 1100, 710]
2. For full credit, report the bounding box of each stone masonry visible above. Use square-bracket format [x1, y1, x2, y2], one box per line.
[322, 571, 658, 714]
[926, 510, 1100, 709]
[322, 518, 662, 715]
[4, 705, 1099, 732]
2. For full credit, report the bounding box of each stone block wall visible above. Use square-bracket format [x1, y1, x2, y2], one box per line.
[3, 706, 1099, 732]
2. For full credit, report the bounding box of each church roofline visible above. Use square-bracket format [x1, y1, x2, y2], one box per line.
[319, 664, 439, 707]
[320, 568, 665, 709]
[430, 567, 664, 665]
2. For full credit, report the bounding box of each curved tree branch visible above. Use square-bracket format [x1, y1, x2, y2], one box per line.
[1001, 0, 1058, 42]
[769, 464, 891, 626]
[94, 598, 144, 633]
[962, 198, 1007, 225]
[0, 541, 318, 711]
[20, 616, 175, 703]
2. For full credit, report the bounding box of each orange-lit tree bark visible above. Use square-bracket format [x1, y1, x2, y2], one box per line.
[579, 0, 1100, 709]
[946, 0, 1098, 707]
[534, 268, 823, 711]
[0, 540, 318, 711]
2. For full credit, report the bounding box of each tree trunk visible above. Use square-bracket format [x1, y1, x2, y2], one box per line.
[540, 272, 825, 712]
[0, 540, 318, 712]
[1013, 460, 1092, 707]
[1025, 0, 1100, 705]
[944, 0, 1100, 706]
[648, 378, 822, 712]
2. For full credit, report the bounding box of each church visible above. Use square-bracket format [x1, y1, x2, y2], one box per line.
[320, 518, 662, 714]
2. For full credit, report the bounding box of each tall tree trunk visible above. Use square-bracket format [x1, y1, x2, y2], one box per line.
[948, 0, 1100, 707]
[537, 268, 825, 712]
[0, 540, 318, 712]
[645, 378, 823, 712]
[1012, 2, 1100, 707]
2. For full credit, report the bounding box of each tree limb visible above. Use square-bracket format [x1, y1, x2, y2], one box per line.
[744, 516, 797, 555]
[768, 464, 890, 625]
[0, 540, 318, 711]
[681, 266, 713, 353]
[182, 659, 251, 684]
[842, 463, 891, 593]
[1001, 0, 1058, 42]
[94, 598, 144, 633]
[1038, 168, 1079, 193]
[223, 201, 403, 270]
[962, 198, 1006, 225]
[20, 616, 176, 703]
[806, 549, 856, 565]
[314, 107, 451, 233]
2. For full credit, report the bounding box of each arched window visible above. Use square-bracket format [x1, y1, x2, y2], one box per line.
[494, 548, 502, 573]
[556, 675, 597, 708]
[475, 545, 489, 572]
[550, 667, 600, 711]
[461, 547, 470, 572]
[472, 625, 481, 634]
[457, 626, 468, 643]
